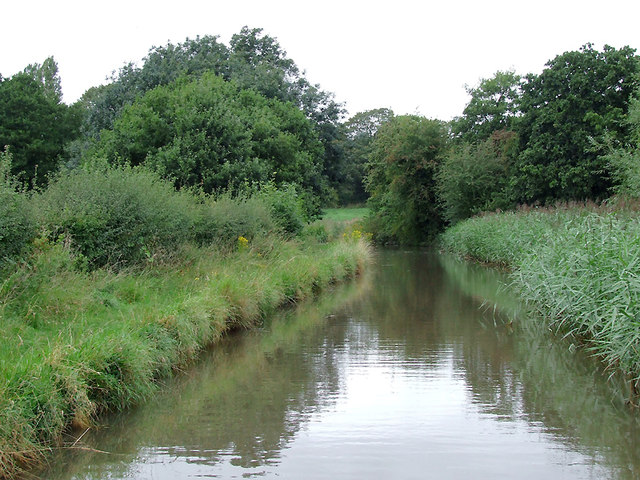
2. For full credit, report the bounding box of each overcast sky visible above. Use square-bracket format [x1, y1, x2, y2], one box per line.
[2, 0, 640, 120]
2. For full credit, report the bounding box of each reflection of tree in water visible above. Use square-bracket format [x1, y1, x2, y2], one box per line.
[42, 280, 371, 480]
[439, 253, 640, 480]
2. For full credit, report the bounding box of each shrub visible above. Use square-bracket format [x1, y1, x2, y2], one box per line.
[257, 183, 306, 236]
[193, 193, 276, 250]
[436, 132, 516, 225]
[0, 148, 36, 264]
[35, 163, 197, 269]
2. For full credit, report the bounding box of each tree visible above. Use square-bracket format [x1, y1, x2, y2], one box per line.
[228, 27, 346, 201]
[80, 27, 346, 204]
[0, 61, 82, 185]
[451, 70, 522, 143]
[603, 88, 640, 197]
[335, 108, 394, 204]
[513, 44, 640, 203]
[82, 36, 230, 138]
[365, 115, 448, 243]
[436, 130, 517, 224]
[92, 73, 327, 206]
[23, 56, 63, 103]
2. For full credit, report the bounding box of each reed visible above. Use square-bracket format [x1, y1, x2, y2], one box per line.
[440, 202, 640, 390]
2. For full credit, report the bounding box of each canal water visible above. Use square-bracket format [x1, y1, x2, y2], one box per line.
[41, 250, 640, 479]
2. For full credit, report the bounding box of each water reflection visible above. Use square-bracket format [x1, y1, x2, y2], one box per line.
[40, 250, 640, 479]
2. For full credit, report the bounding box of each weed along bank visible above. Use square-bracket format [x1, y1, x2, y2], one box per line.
[0, 163, 373, 478]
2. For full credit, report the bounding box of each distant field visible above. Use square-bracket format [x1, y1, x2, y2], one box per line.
[322, 207, 369, 222]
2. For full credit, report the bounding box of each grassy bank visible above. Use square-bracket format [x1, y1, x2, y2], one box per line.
[0, 235, 371, 478]
[439, 202, 640, 397]
[322, 207, 369, 222]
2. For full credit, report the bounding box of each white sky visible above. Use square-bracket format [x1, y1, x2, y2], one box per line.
[2, 0, 640, 120]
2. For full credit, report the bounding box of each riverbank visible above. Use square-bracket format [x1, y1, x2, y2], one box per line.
[0, 236, 371, 478]
[439, 202, 640, 399]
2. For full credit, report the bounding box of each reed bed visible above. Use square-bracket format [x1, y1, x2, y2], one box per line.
[440, 202, 640, 391]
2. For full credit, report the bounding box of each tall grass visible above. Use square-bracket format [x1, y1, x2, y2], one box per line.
[0, 236, 371, 478]
[0, 163, 373, 478]
[440, 201, 640, 392]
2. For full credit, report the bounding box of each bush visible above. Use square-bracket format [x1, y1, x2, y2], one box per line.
[0, 148, 36, 263]
[436, 132, 515, 225]
[193, 193, 276, 249]
[257, 183, 306, 236]
[36, 163, 197, 269]
[604, 92, 640, 198]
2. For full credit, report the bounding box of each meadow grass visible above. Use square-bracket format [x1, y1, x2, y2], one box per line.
[0, 236, 372, 478]
[322, 207, 370, 222]
[440, 202, 640, 396]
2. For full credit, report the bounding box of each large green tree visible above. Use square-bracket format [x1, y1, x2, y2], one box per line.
[365, 115, 448, 243]
[0, 58, 82, 185]
[451, 70, 522, 143]
[80, 27, 346, 203]
[93, 73, 327, 203]
[514, 44, 640, 203]
[83, 36, 230, 138]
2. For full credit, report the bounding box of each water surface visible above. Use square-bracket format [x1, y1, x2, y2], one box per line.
[41, 250, 640, 479]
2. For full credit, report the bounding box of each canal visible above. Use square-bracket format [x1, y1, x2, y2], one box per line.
[41, 249, 640, 479]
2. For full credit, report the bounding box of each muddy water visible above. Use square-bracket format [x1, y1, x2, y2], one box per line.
[42, 250, 640, 479]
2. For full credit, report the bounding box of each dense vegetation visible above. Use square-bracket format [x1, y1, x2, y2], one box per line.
[0, 30, 379, 477]
[440, 203, 640, 396]
[2, 39, 639, 241]
[0, 154, 371, 478]
[2, 25, 640, 474]
[365, 43, 640, 243]
[439, 65, 640, 394]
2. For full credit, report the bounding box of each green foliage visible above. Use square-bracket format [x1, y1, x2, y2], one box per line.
[606, 148, 640, 197]
[0, 148, 36, 262]
[27, 162, 318, 269]
[22, 56, 63, 103]
[451, 70, 522, 142]
[334, 108, 394, 205]
[365, 115, 448, 243]
[81, 36, 229, 137]
[0, 228, 371, 478]
[436, 131, 516, 224]
[92, 73, 327, 202]
[78, 28, 344, 208]
[257, 183, 306, 236]
[440, 205, 640, 382]
[514, 44, 640, 203]
[0, 61, 82, 185]
[35, 164, 196, 269]
[192, 193, 276, 249]
[603, 90, 640, 197]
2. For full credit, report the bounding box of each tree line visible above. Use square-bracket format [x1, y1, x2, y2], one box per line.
[1, 33, 639, 244]
[365, 43, 640, 243]
[0, 27, 367, 214]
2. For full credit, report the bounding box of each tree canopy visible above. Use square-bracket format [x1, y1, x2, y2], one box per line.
[513, 44, 640, 203]
[365, 115, 448, 243]
[334, 108, 394, 204]
[451, 70, 522, 143]
[92, 72, 327, 204]
[0, 58, 82, 185]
